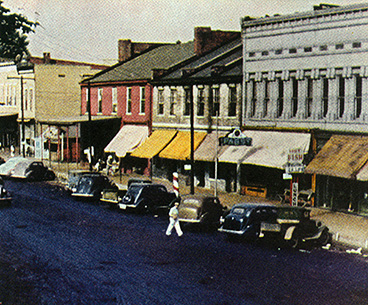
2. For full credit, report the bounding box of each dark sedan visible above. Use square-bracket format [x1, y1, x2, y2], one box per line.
[0, 177, 11, 206]
[119, 183, 177, 213]
[218, 203, 277, 241]
[178, 194, 226, 230]
[72, 173, 113, 200]
[10, 160, 55, 181]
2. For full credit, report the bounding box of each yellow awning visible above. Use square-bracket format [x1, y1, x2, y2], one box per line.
[305, 135, 368, 179]
[130, 129, 178, 159]
[159, 131, 207, 160]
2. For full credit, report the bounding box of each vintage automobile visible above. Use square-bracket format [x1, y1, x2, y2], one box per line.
[72, 173, 114, 200]
[10, 159, 56, 181]
[0, 177, 11, 206]
[0, 157, 27, 177]
[259, 205, 331, 248]
[100, 177, 151, 207]
[178, 194, 227, 230]
[100, 183, 127, 207]
[218, 203, 277, 240]
[119, 183, 177, 213]
[65, 170, 91, 193]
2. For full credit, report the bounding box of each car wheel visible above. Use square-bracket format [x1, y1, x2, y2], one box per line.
[318, 228, 331, 246]
[288, 235, 300, 249]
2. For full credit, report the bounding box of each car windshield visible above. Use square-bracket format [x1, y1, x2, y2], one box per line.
[232, 207, 248, 215]
[182, 198, 201, 208]
[126, 185, 143, 198]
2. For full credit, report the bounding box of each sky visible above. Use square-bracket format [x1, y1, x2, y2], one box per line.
[3, 0, 368, 65]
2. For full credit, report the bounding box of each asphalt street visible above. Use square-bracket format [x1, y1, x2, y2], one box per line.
[0, 180, 368, 305]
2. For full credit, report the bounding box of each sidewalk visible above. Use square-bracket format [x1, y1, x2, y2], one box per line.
[2, 152, 368, 252]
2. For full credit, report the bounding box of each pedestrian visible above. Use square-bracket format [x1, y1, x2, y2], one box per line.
[106, 155, 113, 176]
[10, 145, 15, 157]
[166, 200, 183, 237]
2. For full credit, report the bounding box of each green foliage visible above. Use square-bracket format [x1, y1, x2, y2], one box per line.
[0, 0, 38, 60]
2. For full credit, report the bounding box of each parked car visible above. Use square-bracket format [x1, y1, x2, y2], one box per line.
[178, 194, 227, 230]
[100, 183, 127, 207]
[72, 173, 114, 200]
[119, 183, 177, 213]
[259, 205, 331, 248]
[218, 203, 277, 240]
[0, 157, 27, 177]
[10, 159, 55, 181]
[0, 177, 11, 206]
[65, 170, 91, 193]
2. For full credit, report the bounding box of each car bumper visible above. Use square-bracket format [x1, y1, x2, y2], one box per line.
[178, 218, 200, 223]
[72, 193, 94, 198]
[218, 227, 247, 235]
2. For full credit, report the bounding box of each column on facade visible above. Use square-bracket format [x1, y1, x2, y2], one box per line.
[326, 76, 339, 121]
[255, 78, 266, 118]
[296, 76, 307, 120]
[342, 67, 356, 121]
[245, 76, 255, 118]
[281, 70, 292, 119]
[311, 69, 322, 120]
[267, 76, 278, 118]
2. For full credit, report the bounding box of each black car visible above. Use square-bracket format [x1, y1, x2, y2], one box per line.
[10, 159, 55, 181]
[72, 173, 113, 200]
[218, 203, 277, 240]
[65, 170, 91, 193]
[178, 194, 227, 230]
[119, 183, 177, 213]
[259, 206, 331, 248]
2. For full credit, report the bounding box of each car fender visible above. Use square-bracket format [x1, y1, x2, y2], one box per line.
[284, 226, 297, 240]
[303, 225, 329, 241]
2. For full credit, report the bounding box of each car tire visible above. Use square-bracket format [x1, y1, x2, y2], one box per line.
[318, 228, 331, 246]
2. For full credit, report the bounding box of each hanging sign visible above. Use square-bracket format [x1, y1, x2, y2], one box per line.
[219, 129, 252, 146]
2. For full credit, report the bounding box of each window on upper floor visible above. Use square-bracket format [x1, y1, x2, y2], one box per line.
[335, 43, 344, 50]
[289, 48, 297, 54]
[249, 52, 256, 57]
[197, 87, 205, 116]
[183, 87, 191, 116]
[338, 76, 345, 118]
[353, 42, 362, 48]
[85, 87, 90, 113]
[306, 77, 313, 118]
[304, 47, 312, 53]
[25, 89, 28, 110]
[275, 49, 283, 55]
[112, 87, 117, 114]
[158, 89, 164, 115]
[250, 80, 257, 117]
[98, 88, 103, 113]
[29, 89, 33, 111]
[228, 85, 237, 117]
[126, 87, 132, 114]
[261, 51, 269, 56]
[291, 78, 298, 117]
[169, 87, 177, 116]
[140, 87, 146, 114]
[320, 45, 328, 51]
[355, 75, 362, 119]
[322, 78, 329, 118]
[277, 78, 284, 118]
[211, 86, 220, 117]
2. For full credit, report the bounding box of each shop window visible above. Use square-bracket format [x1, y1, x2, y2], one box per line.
[211, 86, 220, 117]
[126, 87, 132, 114]
[112, 87, 117, 114]
[158, 89, 164, 115]
[197, 87, 205, 116]
[140, 87, 146, 114]
[98, 88, 103, 113]
[183, 87, 191, 116]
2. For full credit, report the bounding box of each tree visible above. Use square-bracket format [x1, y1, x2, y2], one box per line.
[0, 1, 38, 60]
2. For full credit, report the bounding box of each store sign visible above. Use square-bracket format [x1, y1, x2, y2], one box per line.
[219, 129, 252, 146]
[292, 181, 299, 206]
[286, 148, 305, 174]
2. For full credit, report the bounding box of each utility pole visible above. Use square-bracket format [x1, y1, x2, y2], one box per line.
[88, 81, 93, 171]
[190, 85, 195, 194]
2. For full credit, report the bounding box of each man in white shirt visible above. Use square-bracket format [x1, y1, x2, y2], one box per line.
[166, 201, 183, 237]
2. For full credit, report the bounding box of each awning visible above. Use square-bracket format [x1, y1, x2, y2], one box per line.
[159, 131, 206, 160]
[218, 130, 311, 169]
[104, 125, 149, 158]
[130, 129, 178, 159]
[305, 135, 368, 179]
[194, 132, 228, 162]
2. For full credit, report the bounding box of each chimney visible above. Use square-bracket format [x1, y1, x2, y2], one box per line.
[118, 40, 174, 62]
[194, 27, 240, 56]
[43, 52, 51, 64]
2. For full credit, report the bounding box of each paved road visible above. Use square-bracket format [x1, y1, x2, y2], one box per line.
[0, 180, 368, 305]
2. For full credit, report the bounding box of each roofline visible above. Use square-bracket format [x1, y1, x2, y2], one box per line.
[30, 56, 108, 70]
[242, 3, 368, 27]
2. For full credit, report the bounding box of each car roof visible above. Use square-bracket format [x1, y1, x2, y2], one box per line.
[231, 203, 275, 209]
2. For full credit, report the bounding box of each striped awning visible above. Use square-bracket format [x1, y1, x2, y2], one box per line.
[194, 132, 228, 162]
[159, 131, 206, 160]
[130, 129, 178, 159]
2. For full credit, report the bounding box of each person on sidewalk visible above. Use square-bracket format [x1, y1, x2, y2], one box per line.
[166, 200, 183, 237]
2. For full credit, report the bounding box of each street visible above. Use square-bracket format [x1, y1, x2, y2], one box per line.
[0, 180, 368, 305]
